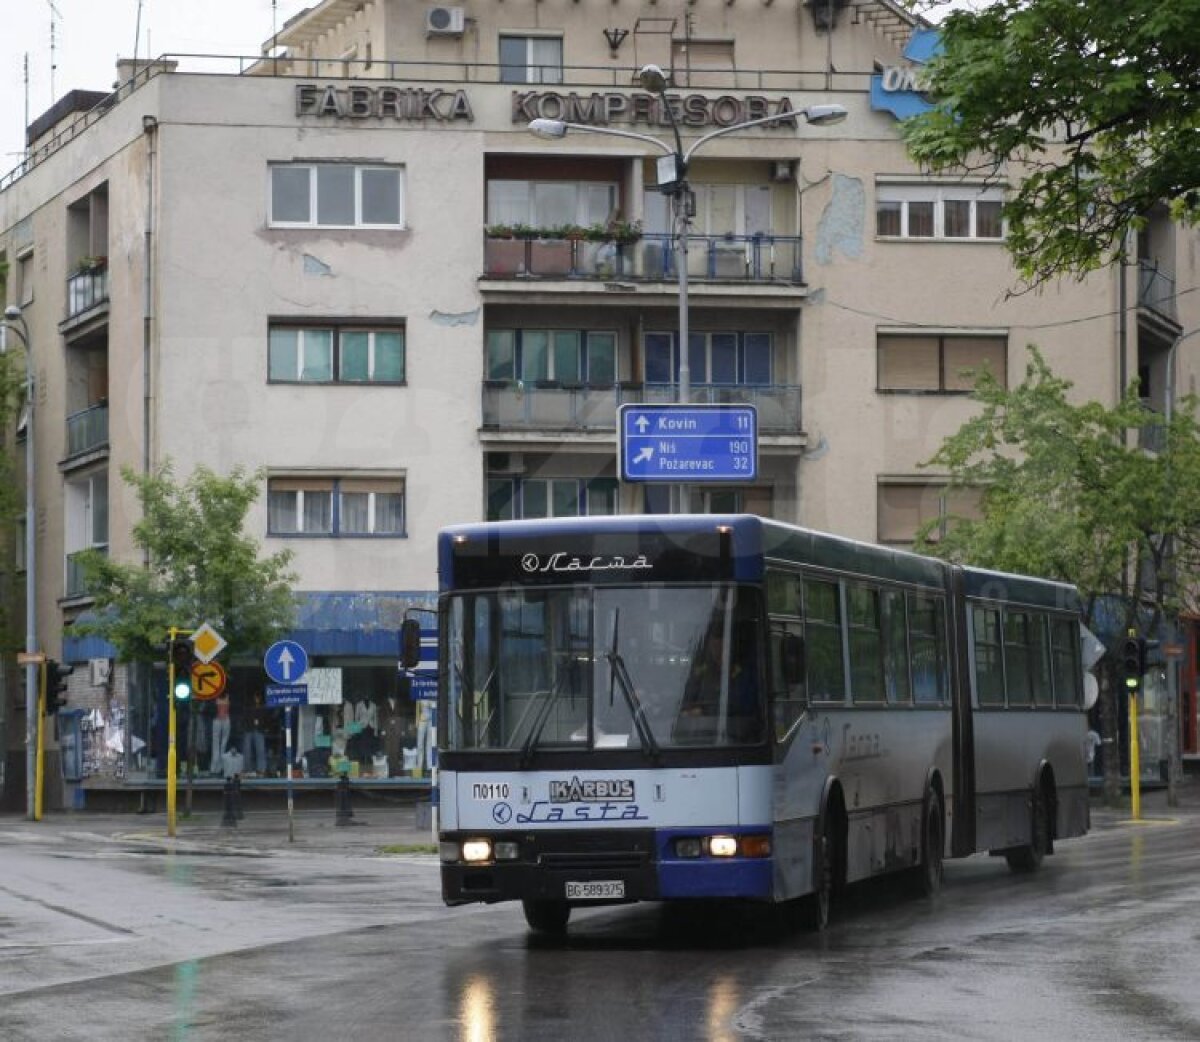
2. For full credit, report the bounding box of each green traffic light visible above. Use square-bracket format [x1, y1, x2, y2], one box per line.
[174, 679, 191, 700]
[1125, 676, 1139, 690]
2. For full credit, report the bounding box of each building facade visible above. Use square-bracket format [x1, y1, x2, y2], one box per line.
[1, 0, 1197, 808]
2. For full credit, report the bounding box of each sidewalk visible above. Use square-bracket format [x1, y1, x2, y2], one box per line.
[4, 777, 1195, 857]
[0, 797, 438, 857]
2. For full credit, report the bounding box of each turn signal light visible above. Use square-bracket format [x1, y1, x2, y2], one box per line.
[740, 835, 772, 858]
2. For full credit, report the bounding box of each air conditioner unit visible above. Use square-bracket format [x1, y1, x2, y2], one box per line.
[90, 657, 112, 686]
[770, 160, 794, 183]
[425, 6, 465, 35]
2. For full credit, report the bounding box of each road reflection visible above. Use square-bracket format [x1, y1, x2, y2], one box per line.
[458, 974, 497, 1042]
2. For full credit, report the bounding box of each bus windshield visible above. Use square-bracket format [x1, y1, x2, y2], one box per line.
[444, 584, 765, 753]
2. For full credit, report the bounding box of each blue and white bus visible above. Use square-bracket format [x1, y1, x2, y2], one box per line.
[405, 514, 1090, 934]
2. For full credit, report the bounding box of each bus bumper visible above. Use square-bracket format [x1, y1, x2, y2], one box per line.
[440, 828, 774, 906]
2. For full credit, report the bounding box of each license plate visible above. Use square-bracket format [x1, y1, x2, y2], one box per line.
[565, 880, 625, 900]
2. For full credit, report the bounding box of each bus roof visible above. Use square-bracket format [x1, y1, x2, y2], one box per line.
[437, 515, 1081, 612]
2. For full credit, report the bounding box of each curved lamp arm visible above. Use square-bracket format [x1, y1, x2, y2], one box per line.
[528, 118, 675, 155]
[683, 105, 847, 162]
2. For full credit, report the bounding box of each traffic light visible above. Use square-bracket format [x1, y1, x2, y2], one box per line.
[44, 659, 74, 714]
[1118, 635, 1148, 693]
[170, 638, 196, 700]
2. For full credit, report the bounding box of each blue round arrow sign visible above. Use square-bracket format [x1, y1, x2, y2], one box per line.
[264, 640, 308, 685]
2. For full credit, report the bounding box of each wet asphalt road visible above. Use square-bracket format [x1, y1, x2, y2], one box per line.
[2, 792, 1199, 1042]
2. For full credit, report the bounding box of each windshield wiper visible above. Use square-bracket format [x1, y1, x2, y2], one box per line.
[605, 610, 660, 762]
[519, 671, 570, 767]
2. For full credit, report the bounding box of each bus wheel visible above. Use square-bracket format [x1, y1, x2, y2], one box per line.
[522, 898, 571, 935]
[912, 791, 944, 897]
[801, 829, 832, 932]
[1005, 786, 1050, 874]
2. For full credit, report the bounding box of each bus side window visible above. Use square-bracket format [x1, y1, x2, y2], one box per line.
[770, 622, 807, 740]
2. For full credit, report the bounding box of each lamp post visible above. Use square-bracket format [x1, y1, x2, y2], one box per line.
[530, 65, 846, 507]
[3, 304, 38, 820]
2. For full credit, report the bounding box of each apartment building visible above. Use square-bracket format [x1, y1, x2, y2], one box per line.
[1, 0, 1196, 808]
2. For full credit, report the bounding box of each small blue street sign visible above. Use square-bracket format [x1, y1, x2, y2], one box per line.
[266, 683, 308, 707]
[264, 640, 309, 685]
[400, 625, 438, 702]
[618, 404, 758, 483]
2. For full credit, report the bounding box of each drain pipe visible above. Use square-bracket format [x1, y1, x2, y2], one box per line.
[141, 115, 157, 546]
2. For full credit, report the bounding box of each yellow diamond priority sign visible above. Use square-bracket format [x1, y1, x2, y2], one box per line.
[190, 622, 227, 664]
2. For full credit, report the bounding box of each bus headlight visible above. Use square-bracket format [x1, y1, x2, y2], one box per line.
[461, 839, 493, 863]
[707, 835, 739, 858]
[674, 837, 703, 858]
[494, 840, 520, 861]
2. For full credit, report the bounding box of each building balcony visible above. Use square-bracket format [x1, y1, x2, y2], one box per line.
[1138, 260, 1178, 325]
[64, 402, 109, 461]
[67, 266, 110, 319]
[481, 381, 802, 434]
[483, 232, 803, 285]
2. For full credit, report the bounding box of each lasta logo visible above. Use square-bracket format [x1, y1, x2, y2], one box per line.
[520, 552, 653, 574]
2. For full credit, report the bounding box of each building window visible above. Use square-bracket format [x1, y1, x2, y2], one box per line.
[487, 329, 616, 386]
[875, 183, 1004, 240]
[269, 324, 405, 383]
[17, 250, 34, 306]
[644, 332, 773, 386]
[270, 164, 404, 228]
[487, 476, 618, 521]
[268, 476, 406, 536]
[877, 333, 1006, 392]
[643, 485, 773, 516]
[877, 481, 983, 545]
[487, 180, 616, 229]
[499, 35, 563, 84]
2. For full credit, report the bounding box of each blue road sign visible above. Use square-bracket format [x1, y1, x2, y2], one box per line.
[618, 404, 757, 483]
[400, 625, 438, 702]
[266, 683, 308, 707]
[264, 640, 309, 685]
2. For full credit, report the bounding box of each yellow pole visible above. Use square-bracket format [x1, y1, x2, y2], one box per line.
[34, 660, 47, 821]
[167, 625, 180, 837]
[1129, 691, 1142, 821]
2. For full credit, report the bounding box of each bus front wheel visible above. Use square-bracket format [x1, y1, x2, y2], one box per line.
[912, 791, 944, 897]
[800, 829, 832, 931]
[1005, 785, 1050, 874]
[522, 898, 571, 935]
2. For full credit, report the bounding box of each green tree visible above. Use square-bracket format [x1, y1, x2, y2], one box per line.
[72, 463, 297, 662]
[918, 348, 1200, 803]
[903, 0, 1200, 284]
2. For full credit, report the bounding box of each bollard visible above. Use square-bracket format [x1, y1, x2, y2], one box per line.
[335, 772, 355, 826]
[220, 777, 239, 828]
[233, 774, 245, 820]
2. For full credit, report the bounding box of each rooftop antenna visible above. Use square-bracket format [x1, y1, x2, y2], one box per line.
[46, 0, 61, 100]
[133, 0, 145, 80]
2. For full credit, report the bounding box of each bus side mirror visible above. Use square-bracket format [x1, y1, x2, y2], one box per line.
[781, 633, 805, 685]
[399, 619, 422, 669]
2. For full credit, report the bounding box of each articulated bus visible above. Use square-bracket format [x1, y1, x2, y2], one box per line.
[409, 514, 1090, 934]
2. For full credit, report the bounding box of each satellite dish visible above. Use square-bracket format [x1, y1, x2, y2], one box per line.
[1083, 673, 1099, 711]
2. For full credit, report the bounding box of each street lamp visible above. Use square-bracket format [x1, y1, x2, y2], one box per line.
[2, 304, 37, 820]
[529, 65, 846, 507]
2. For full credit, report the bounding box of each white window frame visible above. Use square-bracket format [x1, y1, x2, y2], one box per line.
[269, 324, 406, 384]
[268, 475, 407, 537]
[499, 35, 564, 85]
[269, 163, 405, 229]
[875, 182, 1005, 241]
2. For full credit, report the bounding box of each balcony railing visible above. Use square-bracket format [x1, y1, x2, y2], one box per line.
[67, 267, 110, 317]
[1138, 260, 1177, 323]
[483, 232, 803, 284]
[482, 381, 802, 433]
[66, 402, 109, 458]
[65, 546, 107, 599]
